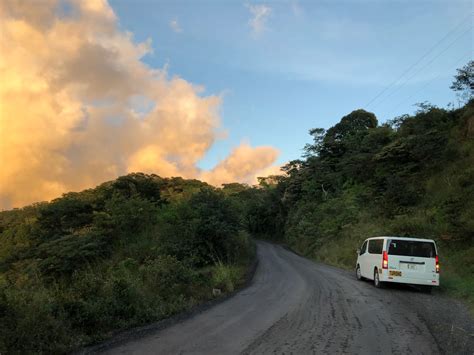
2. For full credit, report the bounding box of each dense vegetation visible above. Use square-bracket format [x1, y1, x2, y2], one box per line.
[250, 62, 474, 308]
[0, 175, 256, 353]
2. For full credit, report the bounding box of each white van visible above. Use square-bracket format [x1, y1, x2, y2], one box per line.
[355, 236, 439, 292]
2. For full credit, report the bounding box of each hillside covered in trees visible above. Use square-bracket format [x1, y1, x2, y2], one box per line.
[249, 62, 474, 308]
[0, 175, 259, 352]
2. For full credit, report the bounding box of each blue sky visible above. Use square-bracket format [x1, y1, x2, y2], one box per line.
[109, 0, 473, 170]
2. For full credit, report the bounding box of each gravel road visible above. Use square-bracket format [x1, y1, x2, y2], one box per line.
[102, 241, 473, 354]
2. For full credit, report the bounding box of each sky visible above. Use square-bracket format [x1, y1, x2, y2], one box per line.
[109, 0, 473, 170]
[0, 0, 472, 209]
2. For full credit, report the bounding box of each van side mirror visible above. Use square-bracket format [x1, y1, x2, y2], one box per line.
[356, 248, 360, 255]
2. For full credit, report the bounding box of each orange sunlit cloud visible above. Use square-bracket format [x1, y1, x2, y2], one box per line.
[200, 143, 281, 186]
[0, 0, 280, 209]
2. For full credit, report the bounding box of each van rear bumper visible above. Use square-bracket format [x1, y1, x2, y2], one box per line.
[379, 270, 439, 286]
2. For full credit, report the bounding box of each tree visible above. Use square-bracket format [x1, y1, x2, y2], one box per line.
[450, 60, 474, 103]
[303, 128, 325, 157]
[325, 109, 377, 141]
[319, 109, 377, 160]
[158, 188, 243, 265]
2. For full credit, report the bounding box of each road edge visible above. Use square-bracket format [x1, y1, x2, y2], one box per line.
[76, 251, 259, 354]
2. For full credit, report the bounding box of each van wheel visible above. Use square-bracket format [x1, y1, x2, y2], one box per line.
[356, 265, 363, 280]
[374, 269, 383, 288]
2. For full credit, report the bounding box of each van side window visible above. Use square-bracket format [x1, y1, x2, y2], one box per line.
[368, 239, 383, 254]
[360, 241, 368, 255]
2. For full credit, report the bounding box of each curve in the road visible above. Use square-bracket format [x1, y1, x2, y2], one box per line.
[102, 241, 472, 355]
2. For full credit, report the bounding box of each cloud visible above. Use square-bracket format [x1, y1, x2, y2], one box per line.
[246, 3, 271, 36]
[200, 143, 280, 186]
[170, 18, 182, 33]
[0, 0, 278, 209]
[290, 0, 303, 17]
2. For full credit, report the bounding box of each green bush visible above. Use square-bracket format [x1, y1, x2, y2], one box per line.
[211, 263, 241, 293]
[158, 188, 246, 266]
[0, 285, 74, 353]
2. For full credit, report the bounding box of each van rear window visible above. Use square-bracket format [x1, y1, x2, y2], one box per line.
[387, 239, 436, 258]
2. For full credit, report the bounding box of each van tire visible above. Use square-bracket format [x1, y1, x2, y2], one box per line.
[356, 265, 363, 280]
[374, 269, 383, 288]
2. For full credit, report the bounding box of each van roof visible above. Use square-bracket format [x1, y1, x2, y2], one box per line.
[366, 236, 436, 243]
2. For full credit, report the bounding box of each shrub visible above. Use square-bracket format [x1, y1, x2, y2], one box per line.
[211, 263, 241, 293]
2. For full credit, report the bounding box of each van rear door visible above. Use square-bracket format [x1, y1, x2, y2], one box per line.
[386, 239, 437, 280]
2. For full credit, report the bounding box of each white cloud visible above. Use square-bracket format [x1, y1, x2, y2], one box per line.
[170, 18, 182, 33]
[246, 4, 271, 36]
[0, 0, 279, 209]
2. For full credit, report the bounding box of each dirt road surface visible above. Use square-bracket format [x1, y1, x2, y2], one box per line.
[101, 241, 473, 354]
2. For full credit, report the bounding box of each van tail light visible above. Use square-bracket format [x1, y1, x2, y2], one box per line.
[435, 255, 440, 273]
[382, 251, 388, 269]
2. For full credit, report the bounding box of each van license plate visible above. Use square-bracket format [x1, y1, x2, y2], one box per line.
[389, 270, 402, 276]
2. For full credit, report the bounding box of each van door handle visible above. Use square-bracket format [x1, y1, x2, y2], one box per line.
[399, 261, 425, 265]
